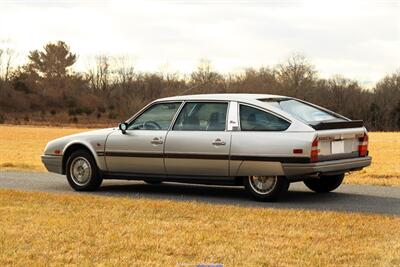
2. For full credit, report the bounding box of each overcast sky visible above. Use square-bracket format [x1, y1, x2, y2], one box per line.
[0, 0, 399, 85]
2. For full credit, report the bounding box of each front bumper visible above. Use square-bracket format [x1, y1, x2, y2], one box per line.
[282, 156, 372, 176]
[41, 155, 63, 174]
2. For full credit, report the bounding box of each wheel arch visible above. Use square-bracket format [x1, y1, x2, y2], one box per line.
[233, 160, 285, 176]
[62, 142, 100, 175]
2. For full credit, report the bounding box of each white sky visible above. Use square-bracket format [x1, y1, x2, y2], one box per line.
[0, 0, 399, 85]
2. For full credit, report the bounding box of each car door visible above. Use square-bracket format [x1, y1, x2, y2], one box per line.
[105, 102, 182, 174]
[164, 101, 231, 176]
[230, 103, 294, 176]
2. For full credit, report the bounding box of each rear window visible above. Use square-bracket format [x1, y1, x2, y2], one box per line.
[262, 99, 344, 124]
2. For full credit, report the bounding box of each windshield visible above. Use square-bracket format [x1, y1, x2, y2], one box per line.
[262, 99, 344, 123]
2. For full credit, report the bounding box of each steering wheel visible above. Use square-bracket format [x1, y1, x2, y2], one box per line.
[143, 120, 162, 130]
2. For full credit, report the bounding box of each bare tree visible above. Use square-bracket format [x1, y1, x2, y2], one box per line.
[112, 56, 135, 85]
[275, 54, 316, 98]
[373, 71, 400, 130]
[0, 47, 15, 83]
[190, 59, 223, 91]
[87, 55, 110, 94]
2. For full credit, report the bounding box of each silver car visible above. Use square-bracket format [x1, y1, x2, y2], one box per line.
[42, 94, 371, 201]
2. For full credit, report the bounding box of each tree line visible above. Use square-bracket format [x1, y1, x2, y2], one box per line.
[0, 41, 399, 130]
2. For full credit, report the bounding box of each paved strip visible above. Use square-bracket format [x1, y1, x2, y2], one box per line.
[0, 171, 399, 216]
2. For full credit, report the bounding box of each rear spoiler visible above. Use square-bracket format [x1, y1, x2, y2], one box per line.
[310, 120, 364, 130]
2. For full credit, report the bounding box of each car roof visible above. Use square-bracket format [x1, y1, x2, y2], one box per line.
[157, 93, 289, 102]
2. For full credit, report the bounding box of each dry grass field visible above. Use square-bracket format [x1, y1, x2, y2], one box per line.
[346, 132, 400, 186]
[0, 189, 399, 266]
[0, 125, 89, 171]
[0, 125, 399, 186]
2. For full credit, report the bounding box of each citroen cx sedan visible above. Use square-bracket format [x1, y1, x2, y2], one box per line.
[42, 94, 371, 201]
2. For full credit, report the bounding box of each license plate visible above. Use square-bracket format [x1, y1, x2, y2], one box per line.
[331, 140, 344, 154]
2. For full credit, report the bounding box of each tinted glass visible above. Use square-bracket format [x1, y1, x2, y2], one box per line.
[128, 102, 181, 130]
[263, 99, 341, 123]
[173, 102, 228, 131]
[240, 105, 290, 131]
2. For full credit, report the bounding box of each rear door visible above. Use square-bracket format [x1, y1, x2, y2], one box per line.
[230, 103, 298, 176]
[164, 101, 231, 176]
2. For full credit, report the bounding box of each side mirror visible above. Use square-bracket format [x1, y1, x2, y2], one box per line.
[118, 122, 128, 134]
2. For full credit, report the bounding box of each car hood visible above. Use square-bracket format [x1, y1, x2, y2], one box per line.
[64, 127, 117, 139]
[43, 127, 117, 155]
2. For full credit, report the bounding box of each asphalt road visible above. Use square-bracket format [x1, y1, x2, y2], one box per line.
[0, 171, 399, 216]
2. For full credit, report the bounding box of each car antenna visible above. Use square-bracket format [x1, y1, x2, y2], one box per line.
[177, 82, 208, 96]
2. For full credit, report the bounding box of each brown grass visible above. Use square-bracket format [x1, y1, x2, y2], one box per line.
[346, 132, 400, 186]
[0, 125, 88, 172]
[0, 189, 399, 266]
[0, 125, 399, 186]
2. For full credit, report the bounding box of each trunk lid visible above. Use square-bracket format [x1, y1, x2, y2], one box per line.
[315, 126, 367, 161]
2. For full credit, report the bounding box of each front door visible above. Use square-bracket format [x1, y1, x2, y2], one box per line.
[105, 102, 182, 174]
[164, 101, 231, 176]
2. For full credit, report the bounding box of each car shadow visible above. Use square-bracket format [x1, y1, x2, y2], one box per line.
[3, 172, 398, 215]
[92, 181, 400, 216]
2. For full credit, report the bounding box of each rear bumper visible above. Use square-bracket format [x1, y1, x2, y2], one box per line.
[41, 155, 63, 174]
[282, 156, 372, 176]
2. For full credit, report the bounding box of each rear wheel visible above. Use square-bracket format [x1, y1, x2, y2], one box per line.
[303, 174, 344, 193]
[244, 176, 289, 202]
[66, 149, 103, 191]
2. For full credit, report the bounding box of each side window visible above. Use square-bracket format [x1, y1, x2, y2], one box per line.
[128, 102, 181, 130]
[240, 105, 290, 131]
[173, 102, 228, 131]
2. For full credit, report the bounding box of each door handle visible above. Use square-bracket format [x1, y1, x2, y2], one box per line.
[212, 138, 226, 146]
[150, 137, 163, 145]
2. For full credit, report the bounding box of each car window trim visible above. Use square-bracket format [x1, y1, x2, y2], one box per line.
[170, 100, 230, 132]
[126, 101, 183, 131]
[167, 101, 186, 131]
[227, 101, 239, 131]
[238, 102, 292, 132]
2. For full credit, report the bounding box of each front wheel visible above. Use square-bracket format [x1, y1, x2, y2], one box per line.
[244, 176, 289, 202]
[66, 149, 103, 191]
[303, 174, 344, 193]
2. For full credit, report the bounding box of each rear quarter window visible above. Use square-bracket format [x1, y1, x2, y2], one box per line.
[239, 105, 290, 131]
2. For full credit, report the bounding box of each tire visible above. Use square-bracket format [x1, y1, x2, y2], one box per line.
[303, 174, 344, 193]
[244, 176, 289, 202]
[66, 149, 103, 191]
[144, 180, 163, 185]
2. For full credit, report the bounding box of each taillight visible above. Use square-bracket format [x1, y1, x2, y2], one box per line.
[310, 136, 319, 162]
[358, 133, 368, 157]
